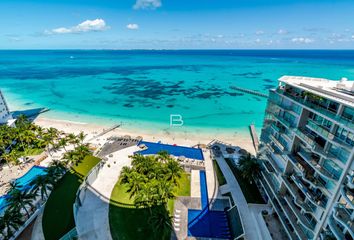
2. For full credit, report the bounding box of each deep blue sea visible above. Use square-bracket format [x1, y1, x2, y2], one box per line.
[1, 50, 354, 137]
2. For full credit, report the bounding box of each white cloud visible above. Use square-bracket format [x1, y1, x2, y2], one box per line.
[255, 30, 264, 35]
[278, 29, 288, 35]
[126, 23, 139, 30]
[46, 19, 108, 35]
[133, 0, 161, 10]
[291, 37, 314, 44]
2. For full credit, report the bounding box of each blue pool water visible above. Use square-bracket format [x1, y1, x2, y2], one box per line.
[138, 141, 204, 160]
[0, 166, 47, 214]
[15, 166, 47, 190]
[188, 170, 231, 239]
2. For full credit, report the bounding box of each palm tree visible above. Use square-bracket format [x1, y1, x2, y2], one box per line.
[127, 172, 146, 199]
[77, 131, 86, 144]
[237, 153, 260, 184]
[149, 207, 173, 240]
[58, 138, 68, 152]
[1, 152, 14, 168]
[7, 188, 35, 218]
[30, 175, 54, 200]
[0, 208, 23, 240]
[164, 159, 183, 185]
[157, 181, 174, 204]
[120, 166, 132, 184]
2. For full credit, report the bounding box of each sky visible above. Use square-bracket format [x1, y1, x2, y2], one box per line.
[1, 0, 354, 49]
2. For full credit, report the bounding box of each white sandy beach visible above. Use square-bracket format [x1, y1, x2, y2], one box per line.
[33, 117, 256, 155]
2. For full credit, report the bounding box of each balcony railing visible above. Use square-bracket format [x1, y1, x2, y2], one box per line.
[283, 194, 316, 232]
[259, 177, 298, 240]
[276, 88, 354, 130]
[306, 120, 334, 140]
[273, 112, 295, 129]
[291, 175, 327, 209]
[328, 215, 346, 240]
[340, 185, 354, 209]
[296, 147, 340, 182]
[332, 205, 354, 239]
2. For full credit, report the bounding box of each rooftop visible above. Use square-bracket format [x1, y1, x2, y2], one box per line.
[279, 75, 354, 108]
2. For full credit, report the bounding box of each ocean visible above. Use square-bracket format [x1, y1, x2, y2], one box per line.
[1, 50, 354, 136]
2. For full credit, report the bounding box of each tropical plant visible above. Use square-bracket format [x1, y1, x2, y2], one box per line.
[30, 175, 54, 200]
[164, 158, 183, 186]
[0, 208, 24, 240]
[237, 153, 260, 183]
[7, 188, 35, 218]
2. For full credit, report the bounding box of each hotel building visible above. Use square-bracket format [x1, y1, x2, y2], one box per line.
[257, 76, 354, 240]
[0, 90, 14, 126]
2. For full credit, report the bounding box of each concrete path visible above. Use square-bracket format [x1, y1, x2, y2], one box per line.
[214, 155, 264, 240]
[31, 210, 45, 240]
[203, 149, 216, 200]
[76, 146, 140, 240]
[190, 170, 201, 199]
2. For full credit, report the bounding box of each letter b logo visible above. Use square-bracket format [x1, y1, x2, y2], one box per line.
[170, 114, 184, 127]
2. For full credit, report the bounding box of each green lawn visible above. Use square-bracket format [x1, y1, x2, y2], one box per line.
[42, 155, 101, 240]
[213, 160, 227, 186]
[224, 158, 265, 204]
[109, 172, 190, 240]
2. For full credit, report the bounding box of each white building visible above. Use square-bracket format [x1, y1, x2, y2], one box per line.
[0, 90, 14, 126]
[258, 76, 354, 240]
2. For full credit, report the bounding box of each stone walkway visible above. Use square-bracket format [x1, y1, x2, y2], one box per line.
[215, 155, 265, 240]
[75, 145, 140, 240]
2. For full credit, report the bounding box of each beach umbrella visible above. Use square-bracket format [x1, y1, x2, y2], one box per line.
[123, 135, 131, 139]
[136, 136, 143, 141]
[138, 144, 146, 149]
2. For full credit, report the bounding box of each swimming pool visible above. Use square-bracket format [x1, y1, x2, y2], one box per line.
[138, 141, 204, 160]
[0, 166, 47, 215]
[188, 170, 231, 239]
[15, 166, 47, 190]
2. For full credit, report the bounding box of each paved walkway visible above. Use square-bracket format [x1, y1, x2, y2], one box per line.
[76, 146, 140, 240]
[214, 155, 264, 240]
[249, 204, 273, 240]
[190, 170, 201, 199]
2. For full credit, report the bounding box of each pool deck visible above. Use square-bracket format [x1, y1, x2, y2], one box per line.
[75, 145, 140, 240]
[190, 170, 201, 199]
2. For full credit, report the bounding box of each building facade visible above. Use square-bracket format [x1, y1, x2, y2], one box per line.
[258, 76, 354, 240]
[0, 90, 13, 125]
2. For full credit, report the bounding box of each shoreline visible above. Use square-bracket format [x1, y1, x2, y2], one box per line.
[33, 116, 257, 154]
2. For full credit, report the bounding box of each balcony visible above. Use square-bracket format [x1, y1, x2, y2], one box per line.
[333, 205, 354, 239]
[299, 172, 331, 197]
[269, 134, 286, 152]
[278, 198, 309, 240]
[259, 177, 299, 240]
[276, 88, 354, 130]
[341, 185, 354, 209]
[273, 112, 295, 129]
[294, 128, 315, 147]
[282, 175, 317, 214]
[328, 215, 346, 240]
[306, 119, 334, 141]
[291, 175, 327, 209]
[283, 194, 316, 233]
[297, 150, 339, 182]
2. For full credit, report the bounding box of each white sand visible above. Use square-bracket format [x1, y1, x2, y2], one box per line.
[33, 117, 256, 155]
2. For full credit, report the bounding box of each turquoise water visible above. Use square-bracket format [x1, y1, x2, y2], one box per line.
[1, 50, 354, 136]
